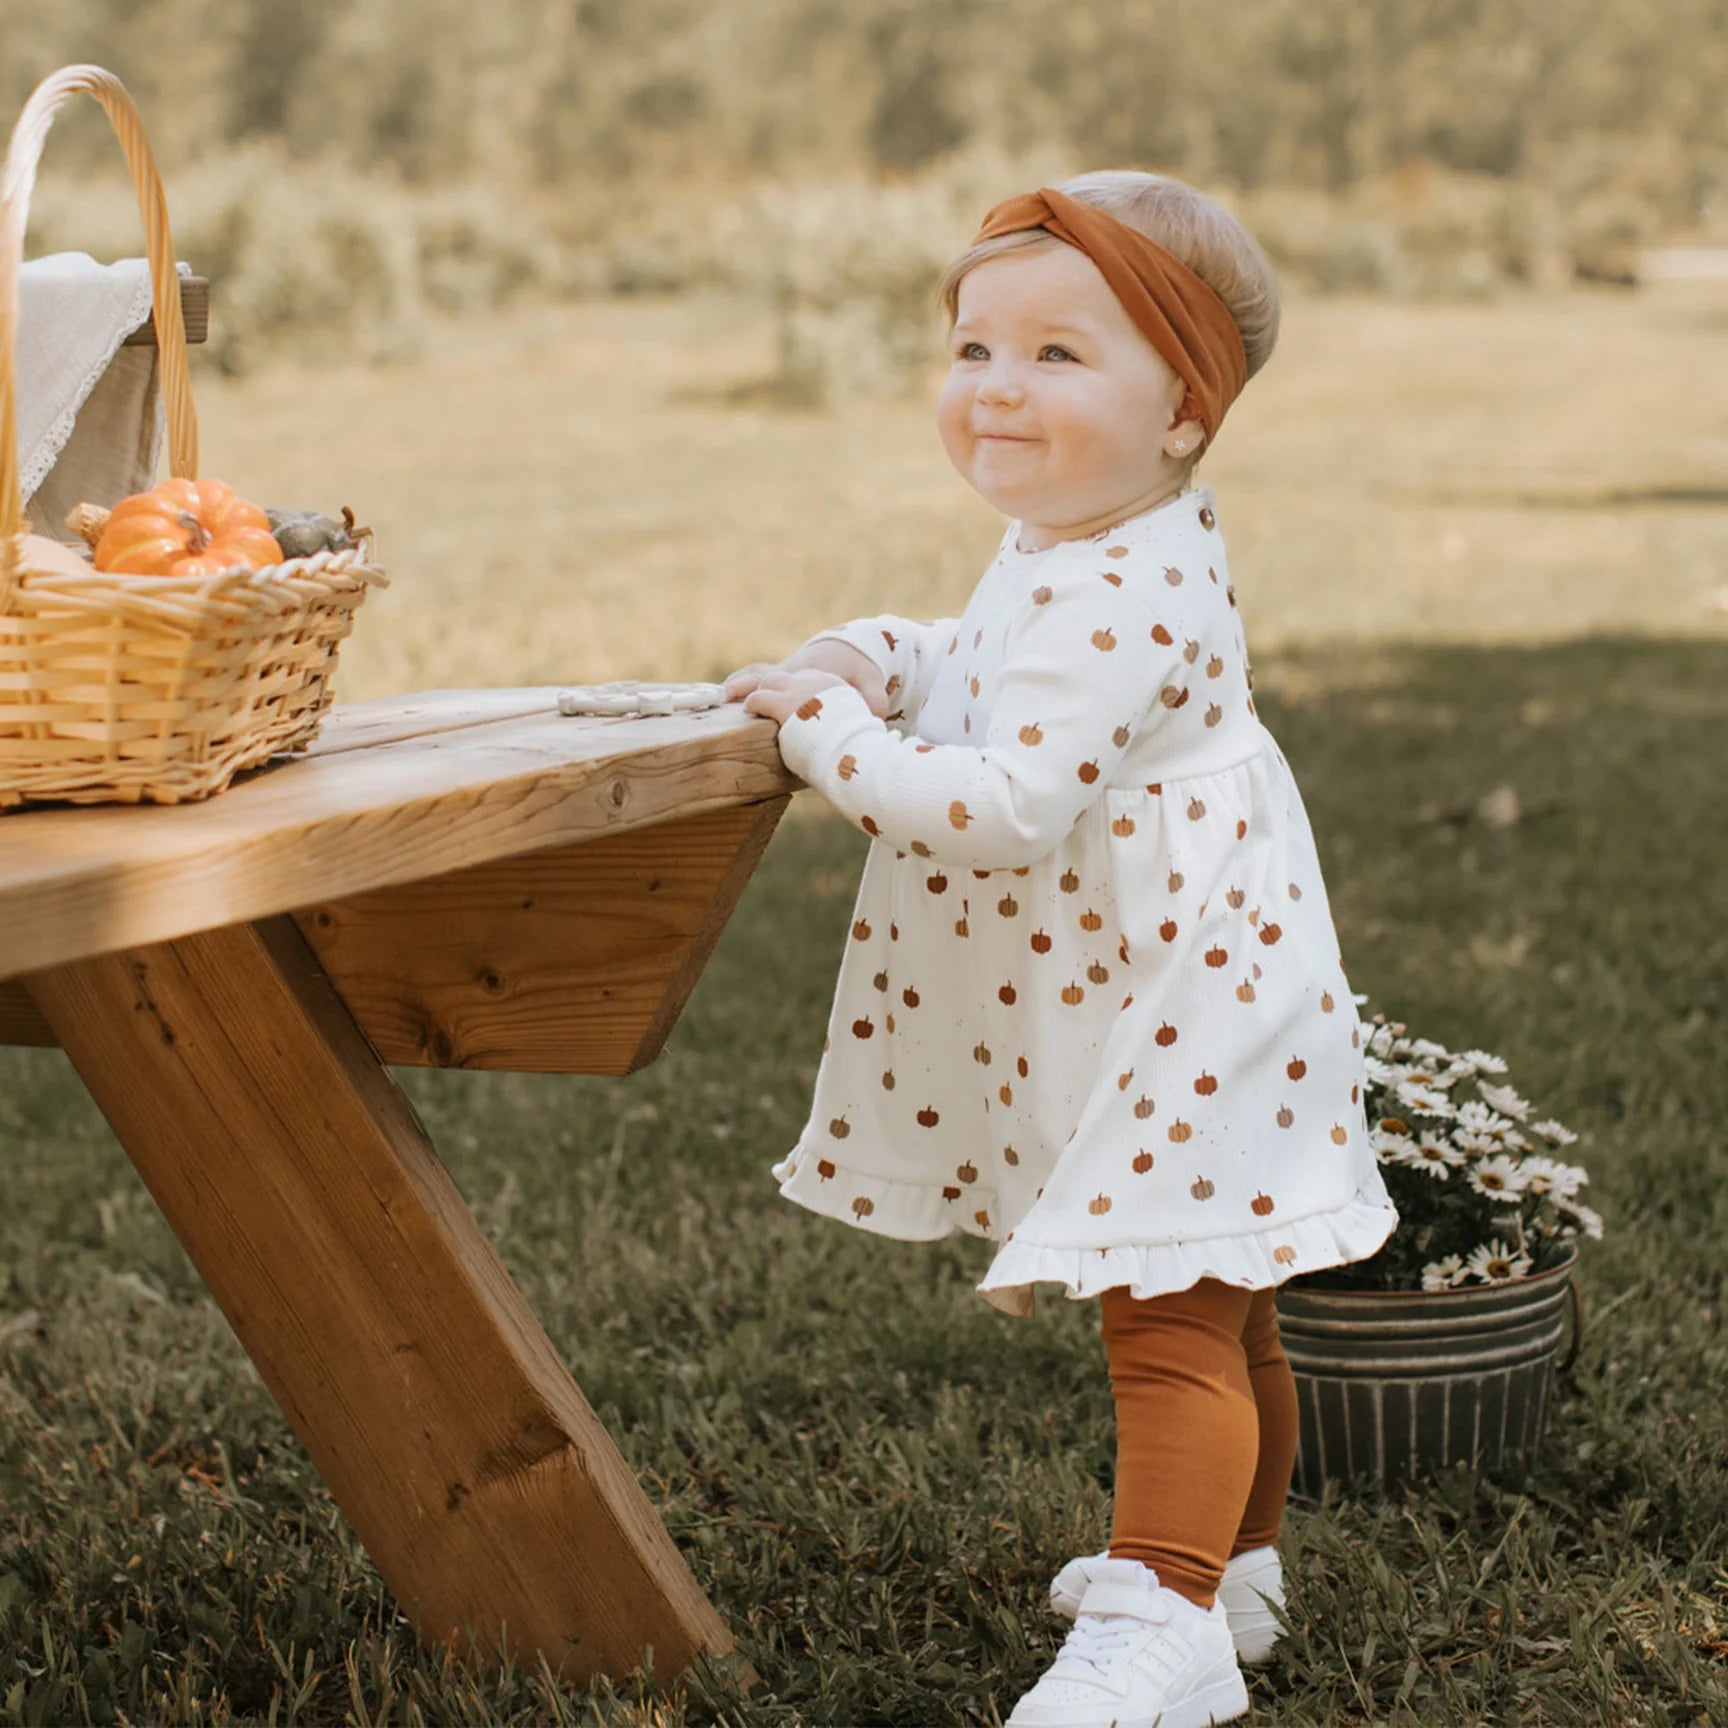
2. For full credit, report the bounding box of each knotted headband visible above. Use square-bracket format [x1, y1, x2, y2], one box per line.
[971, 186, 1248, 444]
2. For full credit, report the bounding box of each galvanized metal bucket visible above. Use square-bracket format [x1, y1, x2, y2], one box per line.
[1274, 1246, 1582, 1500]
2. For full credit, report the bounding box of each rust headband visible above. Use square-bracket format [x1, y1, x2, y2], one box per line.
[971, 186, 1248, 444]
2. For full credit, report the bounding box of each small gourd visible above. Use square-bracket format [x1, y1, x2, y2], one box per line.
[265, 505, 367, 559]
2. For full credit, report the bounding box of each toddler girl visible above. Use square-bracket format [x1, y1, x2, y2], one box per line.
[723, 171, 1398, 1728]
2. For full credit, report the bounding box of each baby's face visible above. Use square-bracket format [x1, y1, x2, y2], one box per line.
[937, 243, 1194, 548]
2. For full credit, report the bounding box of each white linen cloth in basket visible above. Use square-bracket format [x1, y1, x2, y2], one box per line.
[16, 251, 189, 534]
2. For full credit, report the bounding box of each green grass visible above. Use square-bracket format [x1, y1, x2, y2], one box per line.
[2, 635, 1725, 1727]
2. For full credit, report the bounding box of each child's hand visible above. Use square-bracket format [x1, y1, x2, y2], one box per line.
[722, 640, 890, 718]
[739, 667, 849, 726]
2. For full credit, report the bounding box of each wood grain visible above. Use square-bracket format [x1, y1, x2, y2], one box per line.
[294, 798, 789, 1071]
[119, 273, 208, 345]
[3, 798, 791, 1069]
[0, 980, 50, 1045]
[0, 691, 802, 980]
[27, 915, 753, 1688]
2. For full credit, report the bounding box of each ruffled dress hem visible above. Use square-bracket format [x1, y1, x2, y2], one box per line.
[770, 1144, 1400, 1319]
[771, 1144, 998, 1244]
[973, 1190, 1400, 1318]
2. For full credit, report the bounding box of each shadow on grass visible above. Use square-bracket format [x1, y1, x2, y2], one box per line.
[0, 635, 1723, 1726]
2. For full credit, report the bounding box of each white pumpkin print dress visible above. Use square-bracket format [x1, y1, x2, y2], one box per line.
[768, 483, 1398, 1318]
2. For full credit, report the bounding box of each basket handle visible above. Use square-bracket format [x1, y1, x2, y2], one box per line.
[0, 64, 199, 585]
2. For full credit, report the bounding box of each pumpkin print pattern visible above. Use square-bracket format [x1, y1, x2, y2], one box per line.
[768, 485, 1398, 1318]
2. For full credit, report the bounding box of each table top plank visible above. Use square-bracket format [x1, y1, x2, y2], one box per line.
[1, 690, 801, 980]
[302, 688, 575, 756]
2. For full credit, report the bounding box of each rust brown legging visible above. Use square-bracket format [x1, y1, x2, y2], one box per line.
[1099, 1277, 1298, 1610]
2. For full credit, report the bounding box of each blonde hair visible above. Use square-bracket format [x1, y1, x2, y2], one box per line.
[936, 170, 1282, 400]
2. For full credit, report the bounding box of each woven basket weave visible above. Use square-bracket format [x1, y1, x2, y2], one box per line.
[0, 64, 386, 808]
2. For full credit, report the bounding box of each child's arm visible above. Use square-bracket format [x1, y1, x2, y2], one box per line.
[773, 564, 1187, 871]
[800, 614, 963, 727]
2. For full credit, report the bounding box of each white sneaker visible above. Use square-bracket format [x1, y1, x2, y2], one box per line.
[1049, 1545, 1286, 1665]
[1006, 1557, 1250, 1728]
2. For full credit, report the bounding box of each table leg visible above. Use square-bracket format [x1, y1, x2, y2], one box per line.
[26, 914, 752, 1691]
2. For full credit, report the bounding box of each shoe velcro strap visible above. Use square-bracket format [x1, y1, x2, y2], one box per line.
[1077, 1582, 1171, 1623]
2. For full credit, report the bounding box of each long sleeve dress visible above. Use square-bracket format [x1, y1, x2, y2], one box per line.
[767, 482, 1398, 1318]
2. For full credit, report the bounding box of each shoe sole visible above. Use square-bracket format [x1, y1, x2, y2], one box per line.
[1005, 1665, 1250, 1728]
[1126, 1666, 1251, 1728]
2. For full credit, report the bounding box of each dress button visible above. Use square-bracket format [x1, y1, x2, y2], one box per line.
[1199, 505, 1216, 530]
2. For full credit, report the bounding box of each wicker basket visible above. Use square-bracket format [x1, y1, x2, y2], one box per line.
[0, 64, 387, 808]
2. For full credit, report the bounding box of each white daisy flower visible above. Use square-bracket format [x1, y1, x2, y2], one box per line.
[1456, 1049, 1510, 1076]
[1422, 1254, 1468, 1291]
[1468, 1154, 1528, 1202]
[1477, 1080, 1532, 1121]
[1383, 1137, 1445, 1178]
[1455, 1101, 1516, 1138]
[1562, 1201, 1605, 1240]
[1530, 1117, 1580, 1147]
[1464, 1239, 1533, 1283]
[1413, 1132, 1467, 1173]
[1395, 1078, 1459, 1117]
[1364, 1055, 1401, 1086]
[1458, 1126, 1513, 1154]
[1519, 1155, 1583, 1200]
[1366, 1023, 1399, 1057]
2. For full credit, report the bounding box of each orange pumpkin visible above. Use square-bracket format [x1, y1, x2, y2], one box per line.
[93, 478, 283, 577]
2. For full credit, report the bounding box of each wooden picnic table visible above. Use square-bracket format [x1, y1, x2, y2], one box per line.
[0, 687, 802, 1690]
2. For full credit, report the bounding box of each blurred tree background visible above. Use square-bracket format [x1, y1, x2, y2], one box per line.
[8, 0, 1726, 390]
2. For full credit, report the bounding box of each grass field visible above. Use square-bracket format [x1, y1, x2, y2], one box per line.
[2, 285, 1726, 1724]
